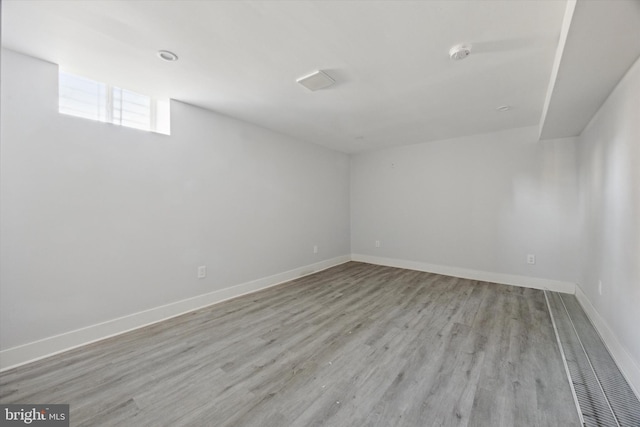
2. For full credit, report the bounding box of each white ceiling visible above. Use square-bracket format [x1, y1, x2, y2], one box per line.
[2, 1, 639, 153]
[539, 0, 640, 140]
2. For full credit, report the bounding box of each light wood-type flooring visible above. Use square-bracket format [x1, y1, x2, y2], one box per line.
[0, 262, 581, 426]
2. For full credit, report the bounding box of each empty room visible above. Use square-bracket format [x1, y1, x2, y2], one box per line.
[1, 0, 639, 426]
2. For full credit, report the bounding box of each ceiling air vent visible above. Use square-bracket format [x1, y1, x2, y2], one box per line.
[296, 70, 335, 91]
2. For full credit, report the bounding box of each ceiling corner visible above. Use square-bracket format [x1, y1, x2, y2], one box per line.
[539, 0, 640, 140]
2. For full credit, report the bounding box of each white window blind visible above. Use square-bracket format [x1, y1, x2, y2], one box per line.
[59, 73, 108, 122]
[58, 72, 170, 135]
[112, 87, 152, 131]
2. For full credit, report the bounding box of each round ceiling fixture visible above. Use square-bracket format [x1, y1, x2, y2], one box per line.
[449, 44, 471, 61]
[496, 105, 511, 112]
[157, 50, 178, 62]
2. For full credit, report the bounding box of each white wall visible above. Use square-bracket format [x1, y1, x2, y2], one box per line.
[0, 49, 350, 355]
[576, 55, 640, 391]
[351, 126, 579, 287]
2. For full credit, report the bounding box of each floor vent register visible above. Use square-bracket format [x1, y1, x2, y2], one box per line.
[545, 291, 640, 427]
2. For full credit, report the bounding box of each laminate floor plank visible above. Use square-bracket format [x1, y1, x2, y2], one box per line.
[1, 262, 580, 426]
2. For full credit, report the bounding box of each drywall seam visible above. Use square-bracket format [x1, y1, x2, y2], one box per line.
[575, 285, 640, 400]
[352, 254, 576, 294]
[0, 255, 351, 372]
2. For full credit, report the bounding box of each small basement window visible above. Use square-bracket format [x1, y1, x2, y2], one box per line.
[59, 71, 170, 135]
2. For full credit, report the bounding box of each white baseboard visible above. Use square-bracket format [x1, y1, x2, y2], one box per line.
[0, 255, 351, 372]
[351, 254, 576, 294]
[575, 285, 640, 400]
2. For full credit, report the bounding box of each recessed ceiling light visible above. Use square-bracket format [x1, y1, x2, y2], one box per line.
[496, 105, 511, 112]
[157, 50, 178, 62]
[449, 44, 472, 61]
[297, 70, 335, 91]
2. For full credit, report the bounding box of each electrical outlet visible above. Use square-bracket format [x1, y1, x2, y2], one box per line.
[527, 254, 536, 265]
[375, 240, 381, 248]
[313, 245, 318, 254]
[197, 265, 206, 279]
